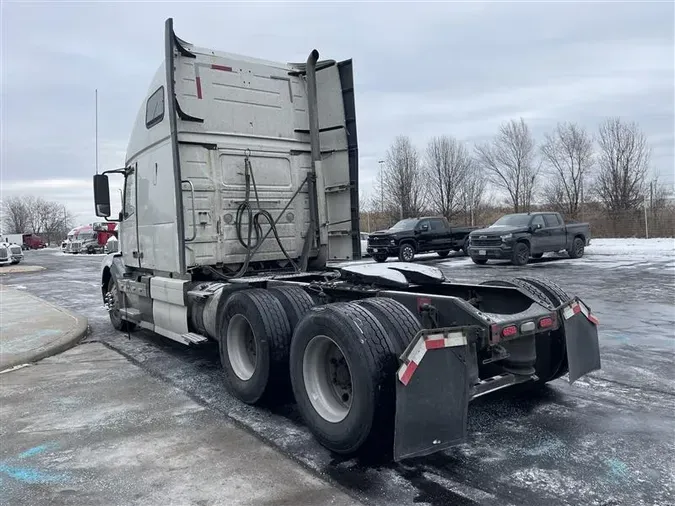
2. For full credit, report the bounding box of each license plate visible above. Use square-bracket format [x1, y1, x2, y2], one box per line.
[479, 250, 486, 256]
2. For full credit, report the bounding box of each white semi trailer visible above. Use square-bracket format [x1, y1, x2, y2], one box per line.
[93, 19, 602, 461]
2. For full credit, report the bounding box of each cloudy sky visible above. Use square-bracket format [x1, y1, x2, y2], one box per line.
[2, 1, 673, 226]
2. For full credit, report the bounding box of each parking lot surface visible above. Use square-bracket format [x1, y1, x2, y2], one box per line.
[2, 243, 673, 506]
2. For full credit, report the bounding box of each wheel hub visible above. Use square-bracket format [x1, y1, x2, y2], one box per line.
[303, 335, 353, 423]
[227, 314, 257, 381]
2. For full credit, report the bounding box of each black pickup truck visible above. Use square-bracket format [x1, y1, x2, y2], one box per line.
[367, 217, 477, 262]
[468, 212, 591, 266]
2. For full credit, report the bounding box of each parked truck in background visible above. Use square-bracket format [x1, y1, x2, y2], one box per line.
[0, 238, 24, 264]
[22, 233, 47, 250]
[92, 19, 601, 462]
[65, 223, 117, 254]
[468, 212, 591, 266]
[367, 217, 477, 262]
[1, 234, 24, 247]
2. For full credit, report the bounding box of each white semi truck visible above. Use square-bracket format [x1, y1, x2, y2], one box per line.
[93, 18, 602, 461]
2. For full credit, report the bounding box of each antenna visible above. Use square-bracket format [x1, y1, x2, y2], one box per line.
[95, 89, 99, 175]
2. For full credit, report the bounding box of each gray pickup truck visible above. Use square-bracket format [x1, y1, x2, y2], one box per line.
[468, 212, 591, 266]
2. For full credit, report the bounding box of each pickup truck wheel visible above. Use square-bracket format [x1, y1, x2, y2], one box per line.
[398, 243, 416, 262]
[269, 286, 315, 331]
[568, 237, 585, 259]
[290, 302, 399, 456]
[219, 289, 292, 404]
[531, 253, 543, 259]
[437, 250, 450, 258]
[373, 254, 387, 263]
[462, 238, 469, 256]
[105, 277, 136, 332]
[512, 242, 530, 266]
[472, 257, 488, 265]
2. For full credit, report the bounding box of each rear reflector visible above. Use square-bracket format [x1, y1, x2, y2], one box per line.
[539, 317, 554, 329]
[501, 325, 517, 338]
[520, 321, 535, 333]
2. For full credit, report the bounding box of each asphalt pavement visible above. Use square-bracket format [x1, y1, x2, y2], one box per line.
[1, 247, 673, 506]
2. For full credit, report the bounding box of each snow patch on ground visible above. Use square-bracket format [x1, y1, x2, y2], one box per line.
[587, 238, 675, 257]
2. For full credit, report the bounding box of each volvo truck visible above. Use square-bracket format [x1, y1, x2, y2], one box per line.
[93, 19, 601, 461]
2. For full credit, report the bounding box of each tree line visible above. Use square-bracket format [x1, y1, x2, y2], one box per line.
[364, 117, 673, 237]
[1, 196, 75, 245]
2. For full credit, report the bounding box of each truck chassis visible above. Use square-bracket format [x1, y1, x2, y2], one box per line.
[102, 257, 601, 461]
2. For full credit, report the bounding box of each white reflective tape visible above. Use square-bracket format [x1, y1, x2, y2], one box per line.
[563, 305, 574, 320]
[443, 331, 467, 347]
[408, 337, 428, 365]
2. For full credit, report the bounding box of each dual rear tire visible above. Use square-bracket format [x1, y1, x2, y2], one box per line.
[218, 288, 421, 456]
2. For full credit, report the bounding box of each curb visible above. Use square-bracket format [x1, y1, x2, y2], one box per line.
[0, 293, 89, 372]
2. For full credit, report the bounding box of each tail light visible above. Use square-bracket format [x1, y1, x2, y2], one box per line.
[501, 325, 517, 338]
[539, 316, 554, 329]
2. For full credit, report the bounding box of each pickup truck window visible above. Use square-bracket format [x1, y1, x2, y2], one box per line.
[491, 214, 530, 227]
[531, 215, 545, 228]
[544, 214, 560, 227]
[389, 219, 418, 231]
[430, 219, 445, 231]
[416, 219, 430, 231]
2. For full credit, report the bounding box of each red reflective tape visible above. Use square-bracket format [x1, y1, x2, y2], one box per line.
[196, 77, 202, 99]
[572, 303, 581, 314]
[399, 361, 418, 386]
[588, 314, 599, 325]
[211, 64, 232, 72]
[425, 339, 445, 350]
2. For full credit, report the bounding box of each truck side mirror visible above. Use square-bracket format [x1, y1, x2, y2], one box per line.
[93, 174, 111, 217]
[420, 224, 429, 232]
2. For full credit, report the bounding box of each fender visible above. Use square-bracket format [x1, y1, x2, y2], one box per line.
[100, 253, 129, 301]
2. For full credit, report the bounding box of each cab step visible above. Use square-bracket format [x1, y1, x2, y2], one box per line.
[181, 332, 209, 345]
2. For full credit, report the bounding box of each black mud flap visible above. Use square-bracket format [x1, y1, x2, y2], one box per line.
[561, 298, 601, 383]
[393, 329, 470, 462]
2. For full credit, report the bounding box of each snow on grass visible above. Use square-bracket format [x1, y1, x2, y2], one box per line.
[586, 238, 675, 257]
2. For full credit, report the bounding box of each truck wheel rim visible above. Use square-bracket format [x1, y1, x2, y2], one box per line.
[402, 246, 413, 261]
[575, 242, 584, 256]
[227, 314, 257, 381]
[106, 281, 121, 324]
[303, 335, 352, 423]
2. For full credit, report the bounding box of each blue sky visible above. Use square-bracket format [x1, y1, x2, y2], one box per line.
[2, 1, 673, 224]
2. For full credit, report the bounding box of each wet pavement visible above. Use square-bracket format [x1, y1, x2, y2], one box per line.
[2, 247, 674, 506]
[0, 343, 361, 506]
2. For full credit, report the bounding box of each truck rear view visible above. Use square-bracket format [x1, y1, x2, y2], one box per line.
[93, 19, 601, 462]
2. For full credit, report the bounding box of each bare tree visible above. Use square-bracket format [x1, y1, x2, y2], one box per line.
[594, 118, 650, 214]
[474, 118, 539, 213]
[382, 136, 426, 219]
[1, 196, 31, 234]
[425, 136, 471, 220]
[1, 195, 74, 244]
[459, 164, 489, 226]
[540, 122, 594, 219]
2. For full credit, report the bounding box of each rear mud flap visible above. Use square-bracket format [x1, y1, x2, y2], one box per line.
[561, 298, 601, 383]
[394, 329, 470, 462]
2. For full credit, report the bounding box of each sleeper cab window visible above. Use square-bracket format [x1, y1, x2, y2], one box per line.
[145, 86, 165, 128]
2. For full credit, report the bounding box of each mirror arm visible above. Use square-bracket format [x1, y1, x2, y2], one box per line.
[102, 167, 129, 176]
